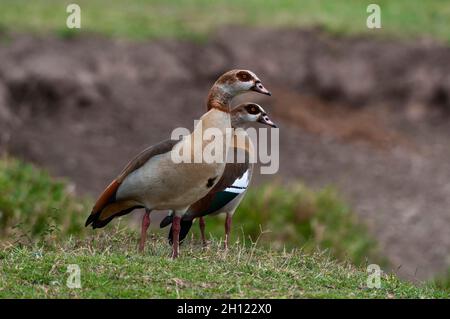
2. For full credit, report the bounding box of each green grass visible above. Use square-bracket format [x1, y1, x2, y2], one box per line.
[0, 0, 450, 42]
[0, 231, 447, 298]
[0, 157, 447, 298]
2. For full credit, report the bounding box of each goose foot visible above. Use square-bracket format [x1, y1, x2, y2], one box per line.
[199, 217, 208, 247]
[224, 213, 232, 250]
[171, 215, 181, 258]
[138, 209, 151, 253]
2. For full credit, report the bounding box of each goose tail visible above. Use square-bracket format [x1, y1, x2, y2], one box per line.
[85, 179, 142, 228]
[160, 213, 174, 228]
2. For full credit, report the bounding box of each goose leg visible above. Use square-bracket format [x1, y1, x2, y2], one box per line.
[224, 213, 232, 250]
[172, 215, 181, 258]
[138, 209, 151, 253]
[199, 217, 207, 247]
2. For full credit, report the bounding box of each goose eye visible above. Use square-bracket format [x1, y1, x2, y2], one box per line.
[245, 104, 259, 114]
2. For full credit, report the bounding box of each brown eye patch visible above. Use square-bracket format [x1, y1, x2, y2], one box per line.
[245, 104, 260, 115]
[236, 71, 252, 82]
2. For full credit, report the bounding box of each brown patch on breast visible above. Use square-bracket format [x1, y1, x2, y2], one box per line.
[206, 176, 218, 188]
[188, 160, 250, 218]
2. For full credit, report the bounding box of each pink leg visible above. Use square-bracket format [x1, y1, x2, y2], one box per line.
[199, 217, 207, 247]
[138, 209, 151, 253]
[172, 215, 181, 258]
[224, 213, 232, 250]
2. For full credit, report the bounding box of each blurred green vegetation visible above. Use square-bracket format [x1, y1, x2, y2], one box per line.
[0, 157, 88, 240]
[0, 0, 449, 42]
[185, 184, 381, 266]
[434, 268, 450, 293]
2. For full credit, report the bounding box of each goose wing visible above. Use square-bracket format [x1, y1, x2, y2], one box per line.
[187, 153, 252, 219]
[85, 138, 180, 228]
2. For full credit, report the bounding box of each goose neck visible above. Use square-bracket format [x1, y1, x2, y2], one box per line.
[206, 85, 233, 112]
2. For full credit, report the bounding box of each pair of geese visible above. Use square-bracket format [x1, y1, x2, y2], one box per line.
[85, 69, 276, 258]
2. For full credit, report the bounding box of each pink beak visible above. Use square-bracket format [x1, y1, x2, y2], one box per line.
[252, 81, 272, 96]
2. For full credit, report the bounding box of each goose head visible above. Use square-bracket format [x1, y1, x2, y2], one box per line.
[207, 70, 271, 111]
[231, 103, 277, 128]
[217, 69, 271, 96]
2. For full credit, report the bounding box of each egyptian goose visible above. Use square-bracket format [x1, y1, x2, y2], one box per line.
[160, 103, 277, 249]
[85, 70, 271, 258]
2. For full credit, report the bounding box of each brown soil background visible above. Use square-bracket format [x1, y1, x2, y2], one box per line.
[1, 27, 450, 280]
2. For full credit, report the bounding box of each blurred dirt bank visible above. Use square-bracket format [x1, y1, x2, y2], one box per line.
[1, 27, 450, 280]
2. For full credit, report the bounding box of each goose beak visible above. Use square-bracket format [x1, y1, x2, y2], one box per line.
[251, 81, 272, 96]
[258, 114, 277, 128]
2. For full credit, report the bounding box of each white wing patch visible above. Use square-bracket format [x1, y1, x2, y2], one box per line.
[224, 170, 250, 194]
